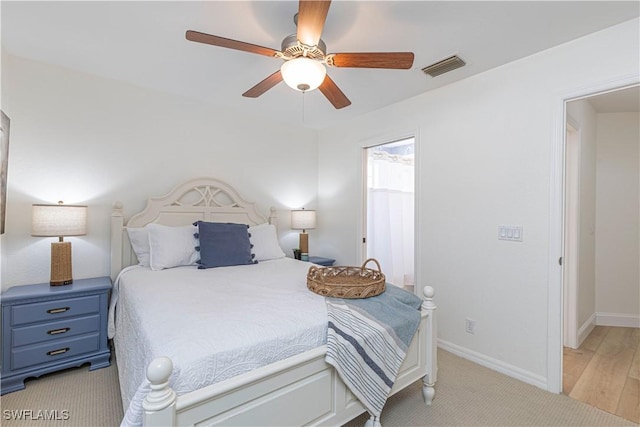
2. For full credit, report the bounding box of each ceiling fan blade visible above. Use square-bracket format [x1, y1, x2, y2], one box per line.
[297, 0, 331, 47]
[331, 52, 415, 69]
[242, 70, 283, 98]
[319, 75, 351, 109]
[186, 30, 278, 58]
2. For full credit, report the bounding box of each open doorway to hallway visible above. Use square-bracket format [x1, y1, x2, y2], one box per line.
[562, 85, 639, 424]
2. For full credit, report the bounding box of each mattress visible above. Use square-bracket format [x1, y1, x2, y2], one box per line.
[109, 257, 327, 427]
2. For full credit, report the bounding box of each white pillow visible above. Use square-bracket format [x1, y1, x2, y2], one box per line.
[147, 223, 199, 271]
[127, 227, 150, 267]
[248, 223, 285, 261]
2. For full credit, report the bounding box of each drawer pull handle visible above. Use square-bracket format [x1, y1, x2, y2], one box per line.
[47, 327, 70, 335]
[47, 348, 70, 356]
[47, 307, 70, 314]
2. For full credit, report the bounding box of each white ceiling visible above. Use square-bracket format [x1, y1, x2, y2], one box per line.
[2, 1, 639, 130]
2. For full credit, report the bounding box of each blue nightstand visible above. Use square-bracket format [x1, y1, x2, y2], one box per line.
[1, 276, 112, 394]
[308, 256, 335, 267]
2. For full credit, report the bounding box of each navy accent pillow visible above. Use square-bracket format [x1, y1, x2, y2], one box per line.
[193, 221, 257, 269]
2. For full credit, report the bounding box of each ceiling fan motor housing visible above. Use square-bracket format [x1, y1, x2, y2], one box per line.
[281, 33, 326, 60]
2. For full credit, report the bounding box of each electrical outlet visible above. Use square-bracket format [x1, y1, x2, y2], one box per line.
[465, 318, 476, 335]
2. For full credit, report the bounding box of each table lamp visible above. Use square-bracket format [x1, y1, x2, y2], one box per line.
[32, 202, 87, 286]
[291, 208, 316, 261]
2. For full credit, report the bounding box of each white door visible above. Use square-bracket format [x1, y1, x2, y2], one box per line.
[363, 137, 415, 290]
[563, 122, 580, 349]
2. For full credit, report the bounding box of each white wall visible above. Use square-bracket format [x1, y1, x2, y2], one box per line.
[595, 112, 640, 323]
[1, 54, 318, 289]
[317, 19, 639, 389]
[566, 99, 598, 332]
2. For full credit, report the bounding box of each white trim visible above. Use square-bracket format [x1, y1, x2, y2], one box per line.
[548, 92, 567, 394]
[596, 313, 640, 328]
[413, 129, 423, 297]
[357, 128, 419, 150]
[549, 74, 640, 394]
[563, 119, 581, 350]
[359, 147, 367, 265]
[577, 313, 597, 348]
[438, 340, 547, 391]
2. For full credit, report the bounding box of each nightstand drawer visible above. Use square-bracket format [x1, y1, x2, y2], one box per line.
[11, 333, 100, 370]
[12, 315, 100, 347]
[11, 295, 100, 326]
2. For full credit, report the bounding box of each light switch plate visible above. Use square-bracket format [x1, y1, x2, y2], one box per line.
[499, 225, 523, 241]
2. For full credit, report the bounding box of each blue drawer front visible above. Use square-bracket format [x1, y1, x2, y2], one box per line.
[12, 315, 100, 347]
[11, 295, 100, 326]
[11, 333, 100, 370]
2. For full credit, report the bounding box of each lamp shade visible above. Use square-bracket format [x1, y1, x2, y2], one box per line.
[280, 58, 326, 92]
[32, 203, 87, 237]
[291, 209, 316, 231]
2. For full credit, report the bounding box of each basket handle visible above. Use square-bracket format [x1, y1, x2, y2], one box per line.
[361, 258, 382, 273]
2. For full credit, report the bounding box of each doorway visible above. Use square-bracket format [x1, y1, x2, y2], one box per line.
[561, 85, 640, 423]
[363, 137, 415, 291]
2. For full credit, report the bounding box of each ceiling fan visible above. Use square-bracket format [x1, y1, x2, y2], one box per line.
[186, 0, 414, 109]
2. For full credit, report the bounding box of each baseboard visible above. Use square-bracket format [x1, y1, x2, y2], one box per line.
[596, 312, 640, 328]
[438, 339, 548, 391]
[577, 313, 597, 348]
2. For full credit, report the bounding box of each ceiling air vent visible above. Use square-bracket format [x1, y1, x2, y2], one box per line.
[422, 55, 466, 77]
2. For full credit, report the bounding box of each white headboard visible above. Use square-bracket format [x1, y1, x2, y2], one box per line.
[110, 177, 276, 281]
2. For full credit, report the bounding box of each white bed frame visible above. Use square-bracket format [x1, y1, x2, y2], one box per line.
[110, 177, 437, 427]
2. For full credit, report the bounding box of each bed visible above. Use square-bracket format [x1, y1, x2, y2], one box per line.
[109, 177, 437, 427]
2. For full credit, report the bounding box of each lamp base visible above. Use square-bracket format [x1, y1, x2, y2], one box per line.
[50, 241, 73, 286]
[299, 232, 309, 255]
[299, 233, 309, 260]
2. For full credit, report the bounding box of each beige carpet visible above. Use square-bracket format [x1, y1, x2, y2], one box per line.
[1, 349, 635, 427]
[345, 350, 637, 427]
[0, 358, 122, 426]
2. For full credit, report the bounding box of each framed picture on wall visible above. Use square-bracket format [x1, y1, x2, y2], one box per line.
[1, 110, 10, 235]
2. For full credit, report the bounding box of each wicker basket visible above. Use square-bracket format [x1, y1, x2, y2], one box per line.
[307, 258, 386, 299]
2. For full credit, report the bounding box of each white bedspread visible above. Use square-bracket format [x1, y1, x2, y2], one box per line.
[109, 258, 327, 427]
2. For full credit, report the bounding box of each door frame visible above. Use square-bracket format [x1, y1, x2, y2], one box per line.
[563, 118, 580, 350]
[548, 75, 639, 393]
[358, 128, 421, 294]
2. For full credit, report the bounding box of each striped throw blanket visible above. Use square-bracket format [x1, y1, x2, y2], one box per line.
[325, 284, 422, 420]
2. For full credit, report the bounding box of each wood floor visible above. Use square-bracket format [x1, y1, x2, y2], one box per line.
[563, 325, 640, 424]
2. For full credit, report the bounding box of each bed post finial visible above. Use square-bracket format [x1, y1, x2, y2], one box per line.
[421, 285, 437, 406]
[143, 357, 177, 426]
[422, 286, 435, 311]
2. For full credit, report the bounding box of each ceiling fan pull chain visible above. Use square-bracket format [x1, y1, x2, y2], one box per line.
[302, 91, 306, 123]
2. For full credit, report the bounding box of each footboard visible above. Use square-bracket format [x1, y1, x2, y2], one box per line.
[142, 287, 437, 427]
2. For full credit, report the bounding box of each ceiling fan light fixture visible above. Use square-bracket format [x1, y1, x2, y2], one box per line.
[281, 57, 326, 92]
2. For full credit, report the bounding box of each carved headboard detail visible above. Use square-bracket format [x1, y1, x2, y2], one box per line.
[110, 177, 276, 280]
